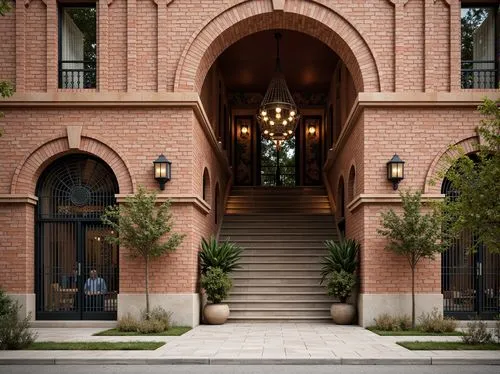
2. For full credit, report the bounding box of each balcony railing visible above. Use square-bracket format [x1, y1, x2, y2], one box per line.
[461, 60, 498, 89]
[59, 60, 97, 89]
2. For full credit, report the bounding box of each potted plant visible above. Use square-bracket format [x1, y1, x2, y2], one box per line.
[199, 236, 242, 324]
[321, 239, 359, 324]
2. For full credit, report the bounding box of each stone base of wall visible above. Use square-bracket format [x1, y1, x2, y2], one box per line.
[358, 293, 443, 327]
[7, 293, 36, 320]
[118, 293, 201, 327]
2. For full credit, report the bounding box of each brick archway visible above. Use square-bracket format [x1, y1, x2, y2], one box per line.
[11, 136, 135, 195]
[424, 136, 479, 194]
[174, 0, 381, 93]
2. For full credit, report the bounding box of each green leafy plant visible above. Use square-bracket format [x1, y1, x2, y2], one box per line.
[462, 320, 493, 345]
[321, 239, 359, 284]
[137, 319, 166, 334]
[377, 190, 447, 328]
[417, 308, 457, 333]
[0, 291, 37, 350]
[199, 236, 243, 275]
[325, 270, 355, 303]
[372, 313, 412, 332]
[495, 315, 500, 343]
[439, 98, 500, 254]
[200, 267, 232, 304]
[102, 186, 185, 318]
[141, 306, 172, 331]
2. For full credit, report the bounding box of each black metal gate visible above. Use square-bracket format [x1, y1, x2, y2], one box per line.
[441, 178, 500, 319]
[35, 155, 119, 320]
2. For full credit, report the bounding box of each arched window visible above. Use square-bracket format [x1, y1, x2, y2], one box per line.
[348, 166, 356, 202]
[36, 154, 119, 320]
[202, 168, 211, 203]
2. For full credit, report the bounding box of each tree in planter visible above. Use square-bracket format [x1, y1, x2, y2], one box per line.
[438, 98, 500, 253]
[102, 186, 185, 318]
[377, 191, 447, 328]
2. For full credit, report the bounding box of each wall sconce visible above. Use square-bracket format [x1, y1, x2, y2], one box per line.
[387, 154, 405, 190]
[241, 125, 249, 136]
[308, 125, 316, 136]
[153, 154, 171, 190]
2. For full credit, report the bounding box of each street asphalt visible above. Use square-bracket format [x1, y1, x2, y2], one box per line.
[0, 365, 498, 374]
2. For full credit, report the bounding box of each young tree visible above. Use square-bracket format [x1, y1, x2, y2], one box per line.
[440, 98, 500, 253]
[0, 0, 15, 137]
[102, 187, 185, 318]
[377, 191, 447, 328]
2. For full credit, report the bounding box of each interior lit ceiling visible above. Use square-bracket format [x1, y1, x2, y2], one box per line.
[217, 30, 339, 94]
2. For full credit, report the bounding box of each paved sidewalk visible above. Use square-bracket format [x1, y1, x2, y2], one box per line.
[0, 324, 498, 365]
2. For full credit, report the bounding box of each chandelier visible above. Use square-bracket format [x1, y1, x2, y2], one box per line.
[257, 32, 299, 144]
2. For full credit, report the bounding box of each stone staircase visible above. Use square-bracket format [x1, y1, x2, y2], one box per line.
[219, 186, 339, 322]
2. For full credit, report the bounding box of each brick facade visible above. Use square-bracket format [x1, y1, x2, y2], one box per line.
[0, 0, 499, 325]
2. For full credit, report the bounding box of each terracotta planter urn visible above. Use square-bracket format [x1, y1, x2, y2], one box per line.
[330, 303, 355, 325]
[203, 303, 230, 325]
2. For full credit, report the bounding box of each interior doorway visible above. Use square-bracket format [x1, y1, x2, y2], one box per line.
[259, 137, 296, 186]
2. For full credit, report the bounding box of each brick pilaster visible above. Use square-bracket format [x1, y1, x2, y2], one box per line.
[15, 0, 26, 92]
[127, 0, 136, 91]
[46, 0, 57, 90]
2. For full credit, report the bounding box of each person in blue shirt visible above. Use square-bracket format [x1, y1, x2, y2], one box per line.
[84, 269, 107, 312]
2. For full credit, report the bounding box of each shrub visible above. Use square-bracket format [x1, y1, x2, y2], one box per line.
[142, 306, 172, 330]
[325, 270, 355, 303]
[461, 320, 493, 345]
[199, 236, 243, 275]
[137, 319, 165, 334]
[417, 308, 457, 333]
[373, 313, 411, 331]
[495, 315, 500, 344]
[0, 292, 37, 350]
[201, 267, 232, 304]
[321, 239, 359, 284]
[117, 313, 139, 332]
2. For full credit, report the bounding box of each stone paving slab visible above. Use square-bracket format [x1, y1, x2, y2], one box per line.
[0, 323, 498, 365]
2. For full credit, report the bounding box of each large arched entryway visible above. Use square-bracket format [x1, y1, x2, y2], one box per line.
[35, 154, 119, 320]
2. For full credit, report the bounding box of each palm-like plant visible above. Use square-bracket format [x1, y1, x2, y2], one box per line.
[199, 236, 243, 275]
[320, 239, 359, 284]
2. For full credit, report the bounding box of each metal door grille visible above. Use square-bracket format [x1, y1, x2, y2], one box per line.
[441, 177, 499, 319]
[36, 155, 119, 320]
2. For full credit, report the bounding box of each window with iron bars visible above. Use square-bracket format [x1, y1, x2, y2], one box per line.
[58, 3, 97, 89]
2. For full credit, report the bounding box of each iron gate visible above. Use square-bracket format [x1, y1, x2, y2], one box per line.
[441, 177, 500, 319]
[35, 155, 119, 320]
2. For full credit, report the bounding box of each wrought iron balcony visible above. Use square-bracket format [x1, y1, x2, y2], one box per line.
[461, 60, 498, 89]
[59, 60, 96, 89]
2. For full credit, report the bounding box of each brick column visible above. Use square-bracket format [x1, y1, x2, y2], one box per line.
[392, 0, 409, 92]
[424, 0, 434, 92]
[448, 0, 460, 91]
[15, 0, 26, 92]
[98, 0, 109, 91]
[46, 0, 58, 90]
[155, 0, 172, 92]
[127, 0, 136, 91]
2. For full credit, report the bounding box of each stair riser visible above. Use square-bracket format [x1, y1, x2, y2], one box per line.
[227, 318, 332, 323]
[232, 285, 325, 293]
[229, 310, 331, 317]
[239, 256, 324, 262]
[222, 215, 335, 222]
[234, 270, 322, 277]
[228, 294, 330, 301]
[240, 250, 327, 256]
[238, 263, 322, 270]
[221, 235, 334, 241]
[221, 223, 335, 231]
[234, 243, 327, 249]
[233, 278, 322, 286]
[227, 302, 332, 309]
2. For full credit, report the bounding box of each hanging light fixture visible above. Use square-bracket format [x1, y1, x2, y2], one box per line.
[257, 32, 299, 144]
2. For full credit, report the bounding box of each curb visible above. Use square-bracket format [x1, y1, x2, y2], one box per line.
[0, 357, 499, 365]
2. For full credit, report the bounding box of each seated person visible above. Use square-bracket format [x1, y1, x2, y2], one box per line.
[84, 269, 107, 312]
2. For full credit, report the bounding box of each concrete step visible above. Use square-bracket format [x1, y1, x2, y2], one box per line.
[238, 262, 322, 270]
[233, 269, 322, 277]
[240, 249, 327, 256]
[229, 308, 331, 318]
[222, 215, 335, 222]
[225, 210, 331, 215]
[220, 234, 334, 241]
[234, 241, 328, 249]
[227, 316, 332, 323]
[239, 255, 325, 262]
[226, 300, 332, 309]
[231, 285, 327, 293]
[232, 276, 322, 286]
[230, 187, 327, 196]
[228, 292, 330, 301]
[221, 223, 336, 230]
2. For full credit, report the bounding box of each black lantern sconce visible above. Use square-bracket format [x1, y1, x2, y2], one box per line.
[387, 154, 405, 190]
[153, 154, 172, 190]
